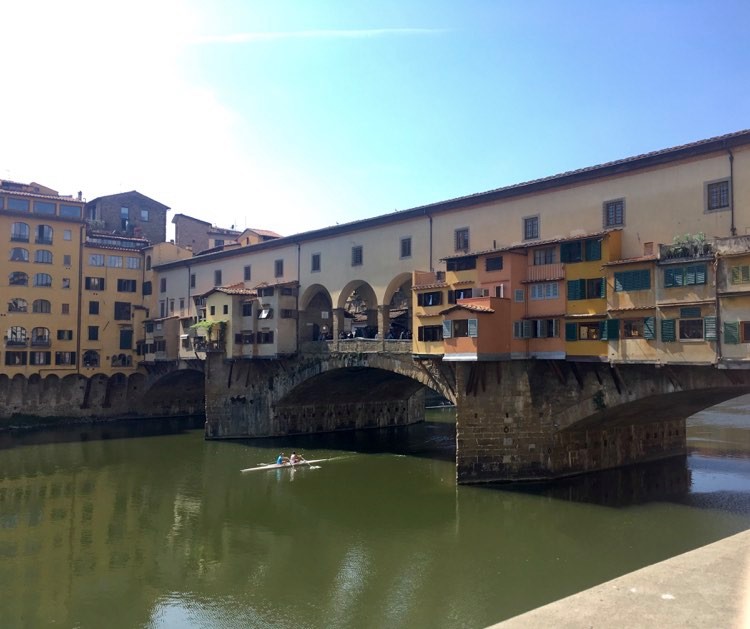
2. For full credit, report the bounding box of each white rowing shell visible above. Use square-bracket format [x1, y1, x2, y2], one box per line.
[241, 458, 328, 473]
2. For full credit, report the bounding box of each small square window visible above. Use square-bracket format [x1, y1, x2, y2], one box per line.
[400, 237, 412, 259]
[454, 228, 469, 252]
[88, 326, 99, 341]
[64, 229, 72, 241]
[89, 301, 99, 315]
[351, 246, 363, 266]
[140, 209, 150, 221]
[706, 180, 730, 211]
[514, 289, 525, 302]
[523, 216, 539, 240]
[603, 198, 625, 227]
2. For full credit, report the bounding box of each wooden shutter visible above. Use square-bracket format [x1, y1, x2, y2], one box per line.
[417, 293, 424, 307]
[724, 321, 740, 344]
[704, 316, 717, 341]
[600, 318, 619, 341]
[643, 316, 656, 340]
[447, 290, 455, 304]
[664, 268, 675, 288]
[468, 319, 478, 338]
[565, 322, 577, 341]
[442, 320, 452, 338]
[522, 320, 533, 339]
[661, 319, 676, 342]
[585, 238, 602, 261]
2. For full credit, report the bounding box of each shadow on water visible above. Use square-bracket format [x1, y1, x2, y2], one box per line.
[0, 415, 205, 451]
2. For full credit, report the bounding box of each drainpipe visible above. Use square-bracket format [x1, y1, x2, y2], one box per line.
[728, 148, 736, 236]
[296, 241, 301, 349]
[427, 212, 434, 272]
[75, 223, 85, 375]
[714, 253, 723, 365]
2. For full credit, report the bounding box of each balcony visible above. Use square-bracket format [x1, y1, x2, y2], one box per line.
[525, 262, 565, 283]
[5, 339, 28, 347]
[31, 339, 51, 347]
[10, 235, 29, 243]
[659, 239, 713, 262]
[413, 270, 446, 288]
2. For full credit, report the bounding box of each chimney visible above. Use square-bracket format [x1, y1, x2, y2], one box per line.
[77, 191, 82, 201]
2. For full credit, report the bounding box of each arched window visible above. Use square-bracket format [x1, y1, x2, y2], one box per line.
[9, 272, 28, 286]
[8, 298, 28, 313]
[32, 299, 51, 314]
[35, 250, 53, 264]
[33, 273, 53, 287]
[146, 255, 152, 271]
[35, 225, 53, 245]
[11, 223, 30, 242]
[83, 350, 100, 368]
[10, 248, 29, 262]
[7, 326, 27, 345]
[31, 327, 51, 346]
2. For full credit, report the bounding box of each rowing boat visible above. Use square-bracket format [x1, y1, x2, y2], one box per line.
[241, 458, 327, 473]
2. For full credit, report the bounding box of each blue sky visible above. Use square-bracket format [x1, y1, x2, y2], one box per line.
[2, 1, 748, 237]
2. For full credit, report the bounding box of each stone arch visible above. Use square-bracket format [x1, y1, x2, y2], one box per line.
[140, 368, 205, 416]
[335, 280, 379, 339]
[382, 272, 413, 339]
[298, 284, 334, 342]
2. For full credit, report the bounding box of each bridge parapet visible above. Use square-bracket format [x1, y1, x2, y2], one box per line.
[299, 339, 412, 354]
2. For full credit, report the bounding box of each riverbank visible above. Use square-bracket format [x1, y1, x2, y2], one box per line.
[493, 528, 750, 628]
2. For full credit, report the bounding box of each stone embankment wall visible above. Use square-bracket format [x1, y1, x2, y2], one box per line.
[456, 360, 750, 483]
[0, 370, 205, 424]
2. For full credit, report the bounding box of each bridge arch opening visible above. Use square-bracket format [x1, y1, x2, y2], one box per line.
[336, 280, 379, 339]
[298, 284, 333, 342]
[383, 273, 412, 339]
[140, 369, 206, 417]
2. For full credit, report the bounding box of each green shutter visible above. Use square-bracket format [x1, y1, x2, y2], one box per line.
[585, 238, 602, 261]
[680, 306, 701, 319]
[643, 316, 656, 340]
[599, 277, 607, 298]
[468, 319, 478, 338]
[565, 322, 578, 341]
[637, 269, 651, 290]
[614, 272, 624, 292]
[704, 316, 717, 341]
[664, 268, 675, 288]
[600, 318, 619, 341]
[661, 319, 676, 342]
[561, 242, 582, 263]
[724, 321, 740, 344]
[693, 264, 707, 285]
[567, 279, 584, 300]
[417, 293, 424, 306]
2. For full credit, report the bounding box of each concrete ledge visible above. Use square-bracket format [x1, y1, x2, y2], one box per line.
[492, 529, 750, 628]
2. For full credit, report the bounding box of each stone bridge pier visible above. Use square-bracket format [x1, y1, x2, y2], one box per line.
[204, 345, 456, 439]
[456, 360, 750, 483]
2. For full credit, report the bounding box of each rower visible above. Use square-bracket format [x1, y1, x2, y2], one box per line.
[289, 452, 301, 464]
[276, 452, 289, 465]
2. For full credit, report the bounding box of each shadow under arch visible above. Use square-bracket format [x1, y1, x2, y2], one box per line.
[140, 368, 206, 416]
[298, 283, 333, 342]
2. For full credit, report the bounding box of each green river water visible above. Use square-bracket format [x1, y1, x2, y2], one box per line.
[1, 401, 750, 629]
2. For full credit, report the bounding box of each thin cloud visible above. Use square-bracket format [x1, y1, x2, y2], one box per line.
[193, 28, 448, 44]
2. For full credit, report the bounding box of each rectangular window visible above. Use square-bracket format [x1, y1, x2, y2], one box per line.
[514, 289, 525, 302]
[614, 269, 651, 292]
[140, 209, 150, 221]
[530, 282, 558, 300]
[567, 279, 585, 300]
[417, 325, 443, 342]
[55, 352, 76, 365]
[730, 265, 750, 285]
[64, 229, 72, 241]
[170, 300, 175, 314]
[160, 278, 167, 293]
[454, 228, 470, 252]
[88, 326, 99, 341]
[190, 274, 196, 289]
[242, 302, 253, 317]
[33, 201, 55, 215]
[63, 254, 72, 266]
[85, 277, 104, 291]
[57, 330, 73, 340]
[62, 303, 70, 315]
[533, 248, 556, 265]
[209, 305, 216, 316]
[114, 302, 131, 320]
[107, 255, 123, 268]
[679, 319, 704, 340]
[400, 237, 412, 259]
[5, 352, 28, 366]
[89, 254, 105, 266]
[417, 291, 442, 307]
[523, 216, 539, 240]
[60, 204, 81, 218]
[142, 281, 152, 295]
[258, 308, 274, 320]
[351, 245, 363, 266]
[586, 277, 605, 299]
[281, 309, 296, 319]
[311, 254, 321, 273]
[664, 264, 707, 287]
[485, 256, 503, 272]
[622, 319, 645, 338]
[223, 304, 229, 315]
[89, 301, 99, 315]
[8, 197, 30, 212]
[256, 331, 275, 344]
[604, 198, 625, 227]
[119, 329, 133, 350]
[446, 258, 477, 272]
[126, 256, 141, 269]
[117, 279, 137, 292]
[578, 322, 601, 340]
[214, 270, 222, 286]
[244, 265, 252, 280]
[560, 241, 583, 263]
[706, 180, 730, 211]
[275, 259, 284, 278]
